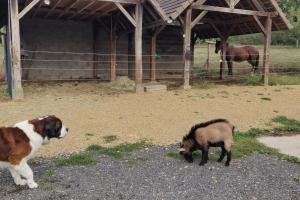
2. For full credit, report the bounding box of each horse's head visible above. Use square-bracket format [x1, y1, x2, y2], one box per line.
[215, 40, 221, 54]
[179, 137, 195, 163]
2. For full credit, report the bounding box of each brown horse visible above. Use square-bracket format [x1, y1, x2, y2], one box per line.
[215, 41, 260, 75]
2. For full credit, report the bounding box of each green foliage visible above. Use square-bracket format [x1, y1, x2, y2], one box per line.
[166, 152, 181, 160]
[87, 140, 150, 159]
[102, 135, 118, 143]
[192, 82, 216, 89]
[261, 97, 272, 101]
[245, 75, 262, 86]
[54, 153, 97, 167]
[269, 75, 300, 85]
[273, 116, 300, 132]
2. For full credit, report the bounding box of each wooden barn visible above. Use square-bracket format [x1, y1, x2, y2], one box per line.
[1, 0, 292, 99]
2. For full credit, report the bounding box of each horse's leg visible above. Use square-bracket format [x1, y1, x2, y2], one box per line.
[228, 61, 233, 75]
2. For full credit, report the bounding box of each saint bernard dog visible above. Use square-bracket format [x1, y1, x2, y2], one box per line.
[0, 115, 68, 189]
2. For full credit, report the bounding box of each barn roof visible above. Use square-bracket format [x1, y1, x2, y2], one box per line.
[156, 0, 292, 39]
[2, 0, 293, 39]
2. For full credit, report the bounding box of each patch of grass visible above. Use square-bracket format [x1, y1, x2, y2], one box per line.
[232, 127, 300, 164]
[102, 135, 117, 143]
[272, 116, 300, 132]
[87, 140, 150, 159]
[54, 153, 97, 167]
[293, 176, 300, 182]
[40, 179, 56, 191]
[261, 97, 272, 101]
[44, 169, 55, 177]
[193, 82, 215, 89]
[269, 75, 300, 86]
[246, 74, 262, 86]
[165, 152, 181, 160]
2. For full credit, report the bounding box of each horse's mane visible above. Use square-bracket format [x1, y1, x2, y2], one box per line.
[183, 119, 229, 141]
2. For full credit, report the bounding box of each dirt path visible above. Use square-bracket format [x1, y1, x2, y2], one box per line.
[0, 83, 300, 157]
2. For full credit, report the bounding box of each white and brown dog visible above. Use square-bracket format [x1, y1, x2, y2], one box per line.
[0, 115, 68, 189]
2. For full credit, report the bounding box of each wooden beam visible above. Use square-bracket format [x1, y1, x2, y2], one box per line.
[191, 11, 208, 28]
[18, 0, 41, 20]
[97, 0, 139, 4]
[183, 8, 192, 89]
[208, 22, 224, 39]
[225, 0, 240, 8]
[115, 2, 137, 27]
[81, 3, 110, 20]
[44, 0, 63, 18]
[263, 15, 272, 86]
[135, 2, 143, 92]
[10, 0, 24, 99]
[56, 0, 80, 19]
[147, 0, 168, 21]
[31, 1, 43, 18]
[192, 4, 277, 17]
[269, 0, 293, 29]
[253, 15, 266, 35]
[68, 1, 95, 20]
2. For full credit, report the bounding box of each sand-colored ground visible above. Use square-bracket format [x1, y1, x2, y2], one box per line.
[0, 83, 299, 157]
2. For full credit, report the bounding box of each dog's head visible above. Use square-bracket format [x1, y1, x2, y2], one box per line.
[29, 115, 68, 144]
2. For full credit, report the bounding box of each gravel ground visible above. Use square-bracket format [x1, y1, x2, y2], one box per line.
[0, 83, 300, 157]
[1, 145, 299, 200]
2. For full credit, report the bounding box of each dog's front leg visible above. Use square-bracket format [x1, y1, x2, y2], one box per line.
[8, 167, 27, 186]
[14, 161, 38, 189]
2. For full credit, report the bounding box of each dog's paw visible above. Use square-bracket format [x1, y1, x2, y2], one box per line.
[15, 179, 27, 186]
[28, 181, 38, 189]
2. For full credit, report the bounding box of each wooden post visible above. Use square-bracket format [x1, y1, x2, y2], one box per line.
[262, 15, 272, 86]
[296, 39, 299, 48]
[206, 43, 211, 70]
[220, 38, 226, 80]
[110, 33, 117, 81]
[10, 0, 24, 99]
[135, 2, 143, 93]
[183, 8, 192, 89]
[92, 21, 98, 79]
[150, 32, 157, 82]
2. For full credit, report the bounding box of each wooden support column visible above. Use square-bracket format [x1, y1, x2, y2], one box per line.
[220, 38, 227, 80]
[150, 25, 165, 82]
[135, 2, 143, 93]
[262, 15, 272, 86]
[183, 8, 192, 89]
[110, 16, 117, 81]
[150, 33, 157, 82]
[92, 21, 98, 79]
[10, 0, 24, 99]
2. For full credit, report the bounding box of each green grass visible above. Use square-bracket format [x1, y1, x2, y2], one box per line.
[166, 152, 181, 160]
[87, 140, 150, 159]
[192, 82, 216, 89]
[261, 97, 272, 101]
[269, 75, 300, 85]
[54, 153, 97, 167]
[272, 116, 300, 132]
[102, 135, 118, 143]
[294, 176, 300, 182]
[246, 74, 262, 86]
[44, 169, 55, 177]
